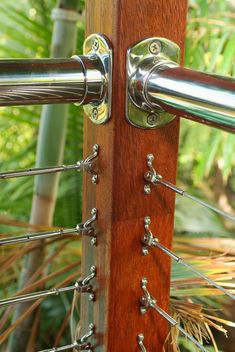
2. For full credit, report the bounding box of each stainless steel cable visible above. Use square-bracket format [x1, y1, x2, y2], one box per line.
[155, 241, 235, 300]
[152, 304, 209, 352]
[144, 154, 235, 222]
[140, 278, 209, 352]
[38, 323, 95, 352]
[0, 144, 99, 181]
[0, 285, 76, 307]
[142, 217, 235, 300]
[0, 164, 80, 179]
[39, 342, 79, 352]
[0, 228, 78, 245]
[0, 266, 96, 307]
[157, 177, 235, 222]
[0, 208, 97, 246]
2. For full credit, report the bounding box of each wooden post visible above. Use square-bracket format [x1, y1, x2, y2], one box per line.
[81, 1, 187, 350]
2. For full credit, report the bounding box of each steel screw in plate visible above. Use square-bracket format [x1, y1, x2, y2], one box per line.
[92, 37, 99, 51]
[149, 40, 161, 55]
[91, 107, 98, 121]
[147, 113, 160, 126]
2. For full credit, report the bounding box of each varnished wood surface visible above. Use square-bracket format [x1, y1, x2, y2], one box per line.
[81, 1, 187, 351]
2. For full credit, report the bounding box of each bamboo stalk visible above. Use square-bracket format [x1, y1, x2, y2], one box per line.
[8, 1, 80, 351]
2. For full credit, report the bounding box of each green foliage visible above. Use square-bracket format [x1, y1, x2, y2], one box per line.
[175, 0, 235, 241]
[179, 0, 235, 184]
[0, 0, 84, 226]
[0, 1, 84, 349]
[173, 2, 235, 351]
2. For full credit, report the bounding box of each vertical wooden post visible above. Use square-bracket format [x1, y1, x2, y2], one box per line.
[81, 1, 187, 350]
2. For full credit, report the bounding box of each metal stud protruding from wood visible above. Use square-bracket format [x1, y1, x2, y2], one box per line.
[141, 216, 159, 256]
[138, 333, 147, 352]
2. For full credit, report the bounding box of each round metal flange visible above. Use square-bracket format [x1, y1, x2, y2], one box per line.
[126, 37, 180, 129]
[83, 34, 112, 125]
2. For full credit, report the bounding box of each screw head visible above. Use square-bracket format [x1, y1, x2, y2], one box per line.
[141, 277, 148, 287]
[91, 108, 98, 120]
[144, 216, 151, 225]
[89, 293, 95, 301]
[92, 38, 99, 51]
[140, 307, 147, 315]
[147, 154, 154, 163]
[91, 174, 98, 184]
[149, 40, 161, 55]
[91, 237, 97, 246]
[142, 247, 149, 256]
[147, 113, 160, 126]
[144, 184, 151, 195]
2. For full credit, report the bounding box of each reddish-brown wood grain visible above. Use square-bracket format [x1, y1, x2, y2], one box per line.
[81, 1, 187, 351]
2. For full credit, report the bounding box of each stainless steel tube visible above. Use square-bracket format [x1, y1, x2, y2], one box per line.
[0, 56, 104, 106]
[39, 342, 80, 352]
[0, 227, 78, 245]
[0, 164, 80, 179]
[145, 64, 235, 131]
[0, 285, 76, 307]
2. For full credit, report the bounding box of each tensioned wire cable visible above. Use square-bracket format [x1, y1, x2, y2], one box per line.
[145, 155, 235, 222]
[0, 163, 81, 179]
[39, 342, 80, 352]
[141, 279, 209, 352]
[0, 284, 78, 307]
[156, 176, 235, 222]
[143, 216, 235, 300]
[0, 144, 98, 180]
[0, 227, 80, 245]
[0, 208, 96, 246]
[154, 241, 235, 300]
[0, 266, 96, 307]
[151, 303, 209, 352]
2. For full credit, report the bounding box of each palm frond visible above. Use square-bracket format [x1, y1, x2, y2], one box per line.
[165, 299, 235, 352]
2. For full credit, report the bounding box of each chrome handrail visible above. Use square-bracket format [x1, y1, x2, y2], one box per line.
[0, 34, 112, 125]
[127, 37, 235, 132]
[146, 65, 235, 131]
[0, 56, 103, 106]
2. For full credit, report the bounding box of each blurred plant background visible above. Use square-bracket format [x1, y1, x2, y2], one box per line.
[0, 0, 234, 351]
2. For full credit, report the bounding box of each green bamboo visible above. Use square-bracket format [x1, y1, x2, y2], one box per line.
[8, 1, 80, 351]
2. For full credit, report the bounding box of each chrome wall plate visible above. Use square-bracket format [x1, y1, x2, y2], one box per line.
[83, 34, 112, 125]
[126, 37, 180, 129]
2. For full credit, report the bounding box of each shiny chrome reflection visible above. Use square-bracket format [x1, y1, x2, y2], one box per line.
[127, 37, 235, 132]
[146, 66, 235, 131]
[0, 34, 112, 124]
[0, 56, 103, 106]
